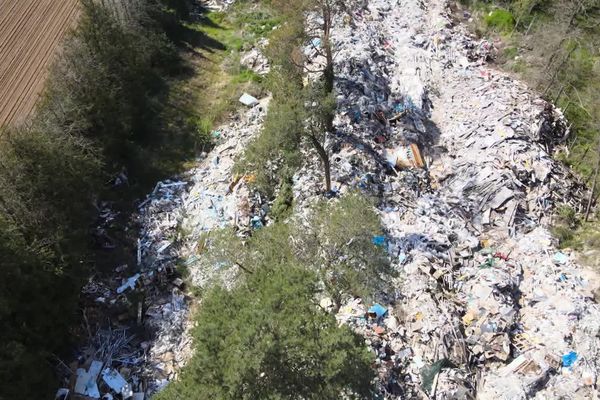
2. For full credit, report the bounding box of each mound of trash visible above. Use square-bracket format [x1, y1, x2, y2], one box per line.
[294, 0, 600, 398]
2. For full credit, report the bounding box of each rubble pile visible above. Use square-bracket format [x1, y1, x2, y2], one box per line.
[178, 97, 269, 287]
[202, 0, 235, 11]
[134, 179, 192, 393]
[61, 179, 193, 400]
[293, 0, 600, 398]
[240, 39, 270, 76]
[61, 98, 269, 400]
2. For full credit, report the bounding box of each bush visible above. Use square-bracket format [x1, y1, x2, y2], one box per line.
[271, 176, 294, 221]
[234, 11, 306, 197]
[485, 9, 515, 32]
[198, 192, 392, 308]
[38, 0, 196, 184]
[234, 69, 305, 196]
[155, 264, 374, 400]
[0, 128, 100, 399]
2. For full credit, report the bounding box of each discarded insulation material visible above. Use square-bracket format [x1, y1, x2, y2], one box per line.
[239, 93, 259, 107]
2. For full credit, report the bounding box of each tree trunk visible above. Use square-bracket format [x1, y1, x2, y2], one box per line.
[322, 5, 334, 93]
[584, 137, 600, 221]
[309, 134, 332, 192]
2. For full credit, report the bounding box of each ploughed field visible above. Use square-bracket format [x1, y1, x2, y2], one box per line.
[0, 0, 78, 127]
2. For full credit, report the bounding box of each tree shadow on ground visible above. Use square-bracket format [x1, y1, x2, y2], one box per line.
[160, 4, 226, 56]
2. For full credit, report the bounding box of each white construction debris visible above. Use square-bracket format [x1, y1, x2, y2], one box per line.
[238, 93, 259, 107]
[62, 0, 600, 398]
[288, 0, 600, 398]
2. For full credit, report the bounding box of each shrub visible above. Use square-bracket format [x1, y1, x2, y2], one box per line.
[155, 264, 374, 400]
[485, 9, 515, 32]
[198, 192, 392, 308]
[0, 127, 100, 399]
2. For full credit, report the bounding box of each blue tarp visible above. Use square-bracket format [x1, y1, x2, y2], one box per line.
[368, 303, 387, 319]
[372, 235, 386, 247]
[562, 351, 578, 368]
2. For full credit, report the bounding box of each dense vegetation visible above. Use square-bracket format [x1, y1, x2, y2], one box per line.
[157, 265, 374, 400]
[157, 193, 388, 399]
[461, 0, 600, 250]
[0, 1, 201, 398]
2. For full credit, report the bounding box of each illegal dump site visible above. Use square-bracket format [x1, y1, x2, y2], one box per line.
[48, 0, 600, 399]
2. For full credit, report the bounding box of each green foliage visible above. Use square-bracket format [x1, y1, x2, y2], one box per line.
[503, 46, 518, 59]
[199, 192, 392, 307]
[297, 193, 392, 307]
[37, 0, 198, 184]
[233, 67, 264, 84]
[236, 4, 338, 196]
[0, 218, 72, 399]
[0, 128, 101, 399]
[557, 205, 578, 227]
[157, 0, 191, 18]
[0, 1, 203, 398]
[154, 264, 374, 400]
[271, 176, 294, 221]
[194, 3, 278, 52]
[485, 9, 515, 32]
[551, 205, 600, 252]
[235, 67, 305, 196]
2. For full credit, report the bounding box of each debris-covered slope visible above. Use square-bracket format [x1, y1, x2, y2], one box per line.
[63, 0, 600, 398]
[294, 0, 600, 398]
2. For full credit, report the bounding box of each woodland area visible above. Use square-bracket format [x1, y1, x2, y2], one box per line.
[0, 0, 200, 397]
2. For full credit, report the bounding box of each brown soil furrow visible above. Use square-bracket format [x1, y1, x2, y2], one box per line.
[0, 0, 79, 127]
[0, 0, 43, 75]
[0, 1, 56, 113]
[0, 1, 63, 116]
[14, 4, 81, 125]
[0, 0, 38, 55]
[0, 1, 60, 99]
[2, 1, 78, 125]
[0, 1, 26, 49]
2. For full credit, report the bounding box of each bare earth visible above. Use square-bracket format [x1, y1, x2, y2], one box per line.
[0, 0, 78, 127]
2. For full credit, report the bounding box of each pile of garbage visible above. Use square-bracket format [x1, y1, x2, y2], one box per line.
[178, 97, 269, 286]
[203, 0, 235, 11]
[59, 94, 269, 400]
[240, 39, 270, 76]
[293, 0, 600, 398]
[58, 177, 192, 400]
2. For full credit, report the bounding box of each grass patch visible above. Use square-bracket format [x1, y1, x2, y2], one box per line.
[175, 4, 276, 135]
[232, 67, 263, 84]
[485, 9, 515, 32]
[552, 205, 600, 257]
[503, 46, 518, 59]
[554, 219, 600, 252]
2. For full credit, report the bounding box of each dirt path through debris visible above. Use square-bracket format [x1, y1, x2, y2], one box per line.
[0, 0, 79, 127]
